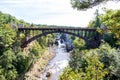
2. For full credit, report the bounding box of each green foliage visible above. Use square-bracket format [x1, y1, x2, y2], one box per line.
[0, 24, 16, 48]
[94, 10, 101, 28]
[71, 0, 107, 10]
[0, 11, 48, 80]
[59, 67, 81, 80]
[60, 37, 120, 80]
[100, 9, 120, 38]
[15, 52, 31, 74]
[30, 45, 40, 57]
[19, 33, 25, 39]
[89, 9, 120, 47]
[60, 48, 108, 80]
[0, 49, 18, 80]
[0, 11, 58, 80]
[30, 41, 44, 59]
[71, 0, 120, 10]
[99, 9, 120, 46]
[88, 21, 95, 28]
[73, 38, 86, 49]
[88, 9, 101, 28]
[37, 37, 46, 48]
[84, 52, 108, 80]
[0, 66, 5, 80]
[98, 43, 120, 79]
[37, 34, 54, 48]
[103, 33, 116, 46]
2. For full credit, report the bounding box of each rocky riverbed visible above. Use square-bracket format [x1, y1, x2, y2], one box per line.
[40, 45, 70, 80]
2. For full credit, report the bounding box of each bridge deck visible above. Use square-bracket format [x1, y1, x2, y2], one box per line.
[18, 27, 97, 31]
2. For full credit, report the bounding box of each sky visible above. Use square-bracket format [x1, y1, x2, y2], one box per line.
[0, 0, 120, 27]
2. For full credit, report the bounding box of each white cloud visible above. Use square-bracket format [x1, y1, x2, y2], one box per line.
[0, 0, 120, 27]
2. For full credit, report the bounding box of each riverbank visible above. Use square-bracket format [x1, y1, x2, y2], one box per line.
[41, 47, 70, 80]
[24, 46, 56, 80]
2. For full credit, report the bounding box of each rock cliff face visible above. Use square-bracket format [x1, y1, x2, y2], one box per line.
[60, 33, 74, 52]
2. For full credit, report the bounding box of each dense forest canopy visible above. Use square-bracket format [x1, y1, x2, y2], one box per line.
[88, 9, 120, 47]
[0, 11, 55, 80]
[59, 2, 120, 79]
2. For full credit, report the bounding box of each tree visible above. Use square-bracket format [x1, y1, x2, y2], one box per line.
[73, 38, 86, 49]
[0, 24, 16, 49]
[60, 44, 108, 80]
[88, 9, 120, 47]
[71, 0, 119, 10]
[98, 43, 120, 79]
[93, 9, 101, 28]
[0, 11, 53, 80]
[88, 9, 101, 28]
[0, 49, 18, 80]
[99, 9, 120, 46]
[0, 66, 5, 80]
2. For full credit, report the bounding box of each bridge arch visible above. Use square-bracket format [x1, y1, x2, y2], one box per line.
[21, 30, 89, 48]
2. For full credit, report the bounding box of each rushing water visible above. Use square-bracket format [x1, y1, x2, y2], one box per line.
[41, 42, 70, 80]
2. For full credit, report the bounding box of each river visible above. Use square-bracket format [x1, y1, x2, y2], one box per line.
[40, 43, 70, 80]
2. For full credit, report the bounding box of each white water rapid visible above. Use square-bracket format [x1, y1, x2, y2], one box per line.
[40, 41, 70, 80]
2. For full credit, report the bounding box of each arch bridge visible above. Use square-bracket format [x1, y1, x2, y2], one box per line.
[18, 27, 102, 48]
